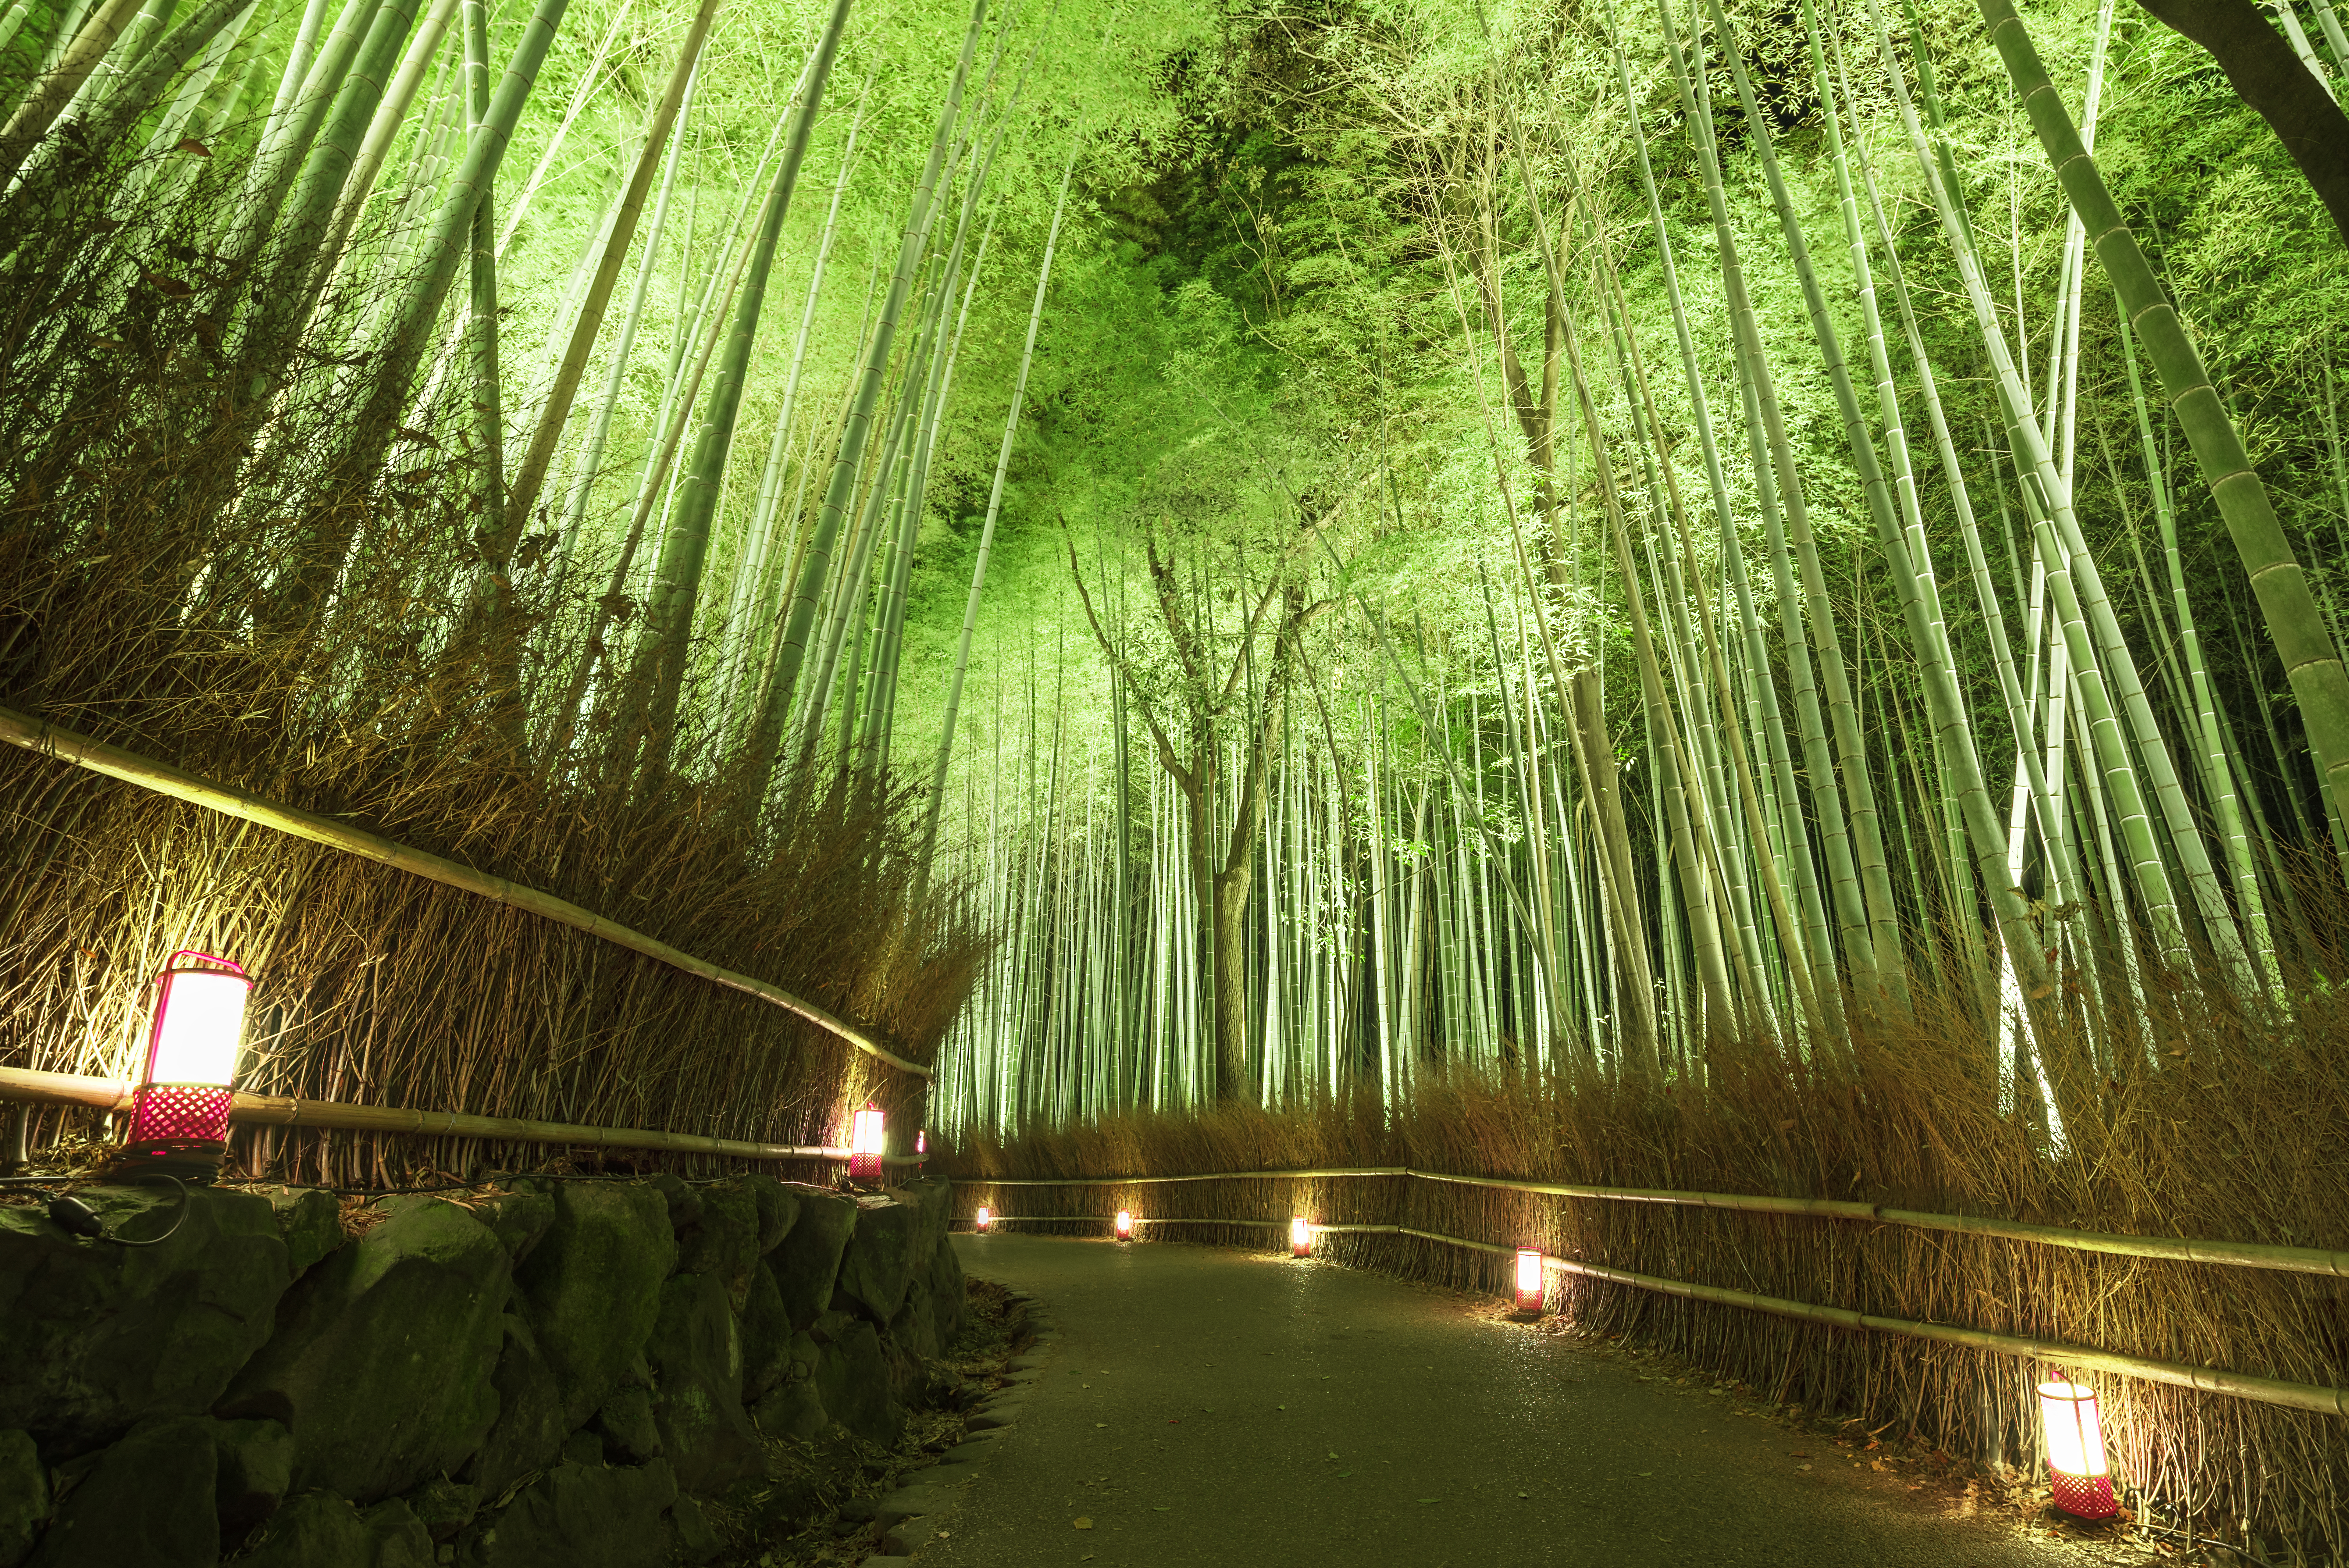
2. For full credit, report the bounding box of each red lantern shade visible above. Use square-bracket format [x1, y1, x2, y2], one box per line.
[1290, 1216, 1312, 1257]
[974, 1206, 991, 1233]
[1114, 1210, 1133, 1240]
[123, 952, 249, 1169]
[849, 1102, 885, 1182]
[2038, 1379, 2117, 1520]
[1514, 1248, 1544, 1314]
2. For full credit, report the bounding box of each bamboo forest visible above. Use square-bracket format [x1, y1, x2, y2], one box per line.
[1, 0, 2347, 1556]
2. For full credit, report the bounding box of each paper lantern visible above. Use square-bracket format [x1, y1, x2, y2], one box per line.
[1290, 1216, 1312, 1257]
[121, 952, 249, 1177]
[916, 1129, 927, 1155]
[1114, 1210, 1133, 1240]
[849, 1102, 885, 1181]
[1514, 1248, 1544, 1314]
[2037, 1379, 2117, 1520]
[975, 1206, 991, 1233]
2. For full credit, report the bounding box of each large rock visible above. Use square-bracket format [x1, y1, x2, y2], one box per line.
[27, 1415, 215, 1568]
[889, 1274, 941, 1364]
[262, 1190, 343, 1278]
[645, 1276, 761, 1495]
[219, 1198, 508, 1504]
[487, 1191, 554, 1267]
[737, 1262, 791, 1403]
[228, 1490, 435, 1568]
[741, 1177, 799, 1255]
[897, 1178, 954, 1262]
[0, 1187, 288, 1449]
[674, 1185, 758, 1308]
[0, 1429, 45, 1568]
[212, 1418, 293, 1528]
[809, 1316, 898, 1446]
[767, 1191, 854, 1329]
[745, 1381, 825, 1442]
[833, 1197, 918, 1322]
[464, 1315, 565, 1502]
[513, 1184, 673, 1428]
[927, 1235, 967, 1350]
[590, 1388, 659, 1466]
[459, 1460, 676, 1568]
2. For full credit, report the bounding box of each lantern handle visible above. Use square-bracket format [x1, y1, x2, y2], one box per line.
[160, 950, 248, 979]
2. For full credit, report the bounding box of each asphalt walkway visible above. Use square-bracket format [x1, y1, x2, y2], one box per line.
[907, 1232, 2140, 1568]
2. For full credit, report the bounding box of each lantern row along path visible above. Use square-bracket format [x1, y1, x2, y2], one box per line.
[877, 1233, 2151, 1568]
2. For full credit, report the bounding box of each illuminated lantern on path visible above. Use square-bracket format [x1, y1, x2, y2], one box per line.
[1291, 1217, 1312, 1257]
[1514, 1248, 1545, 1315]
[849, 1102, 885, 1182]
[916, 1130, 927, 1156]
[1114, 1210, 1133, 1240]
[119, 952, 250, 1180]
[975, 1206, 991, 1233]
[2038, 1379, 2118, 1520]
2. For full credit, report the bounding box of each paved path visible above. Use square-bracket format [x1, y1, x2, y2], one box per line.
[901, 1233, 2135, 1568]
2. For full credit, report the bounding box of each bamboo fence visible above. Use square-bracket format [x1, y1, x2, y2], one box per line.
[0, 705, 928, 1077]
[0, 1064, 929, 1167]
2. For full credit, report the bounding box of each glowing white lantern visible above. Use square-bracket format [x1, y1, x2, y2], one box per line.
[1514, 1248, 1544, 1314]
[1114, 1210, 1133, 1240]
[2037, 1379, 2117, 1520]
[1290, 1216, 1312, 1257]
[849, 1101, 885, 1181]
[974, 1205, 991, 1233]
[122, 952, 250, 1176]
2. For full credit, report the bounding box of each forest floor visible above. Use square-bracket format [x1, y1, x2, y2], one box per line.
[908, 1233, 2177, 1568]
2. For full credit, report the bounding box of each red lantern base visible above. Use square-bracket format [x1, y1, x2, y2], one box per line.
[848, 1153, 880, 1183]
[127, 1083, 233, 1145]
[2049, 1470, 2118, 1521]
[1513, 1288, 1543, 1316]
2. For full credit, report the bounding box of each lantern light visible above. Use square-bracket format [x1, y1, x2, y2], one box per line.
[1114, 1210, 1133, 1241]
[975, 1206, 991, 1233]
[849, 1102, 885, 1182]
[1513, 1248, 1544, 1315]
[916, 1129, 927, 1156]
[2037, 1378, 2117, 1520]
[1290, 1217, 1312, 1257]
[119, 952, 250, 1180]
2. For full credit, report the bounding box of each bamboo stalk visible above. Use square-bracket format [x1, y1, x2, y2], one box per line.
[0, 1067, 929, 1165]
[0, 704, 931, 1076]
[953, 1165, 2349, 1279]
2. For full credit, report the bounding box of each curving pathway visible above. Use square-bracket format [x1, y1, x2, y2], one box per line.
[867, 1233, 2153, 1568]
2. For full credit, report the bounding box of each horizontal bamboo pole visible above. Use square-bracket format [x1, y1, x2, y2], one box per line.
[957, 1211, 2349, 1418]
[0, 704, 928, 1077]
[0, 1065, 929, 1167]
[955, 1166, 2349, 1280]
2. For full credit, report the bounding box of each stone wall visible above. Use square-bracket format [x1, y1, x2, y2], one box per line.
[0, 1173, 967, 1567]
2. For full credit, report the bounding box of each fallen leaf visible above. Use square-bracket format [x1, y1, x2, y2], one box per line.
[1277, 1404, 1286, 1410]
[1636, 1472, 1653, 1478]
[1416, 1497, 1440, 1504]
[1073, 1518, 1093, 1530]
[1094, 1423, 1108, 1429]
[1517, 1491, 1529, 1499]
[1153, 1506, 1170, 1512]
[1792, 1451, 1811, 1458]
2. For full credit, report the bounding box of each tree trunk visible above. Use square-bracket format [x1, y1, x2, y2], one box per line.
[2134, 0, 2349, 247]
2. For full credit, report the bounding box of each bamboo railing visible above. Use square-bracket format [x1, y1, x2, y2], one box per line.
[0, 1065, 927, 1167]
[960, 1165, 2349, 1279]
[964, 1211, 2349, 1418]
[0, 704, 930, 1076]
